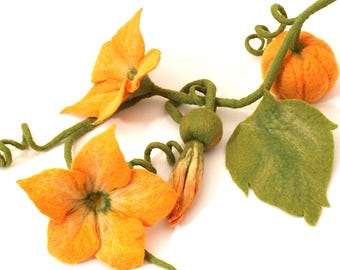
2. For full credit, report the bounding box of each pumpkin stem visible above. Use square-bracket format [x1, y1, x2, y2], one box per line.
[290, 28, 304, 54]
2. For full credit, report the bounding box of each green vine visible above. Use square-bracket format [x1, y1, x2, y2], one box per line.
[0, 118, 96, 168]
[0, 0, 337, 268]
[245, 4, 295, 56]
[144, 250, 176, 270]
[0, 0, 336, 171]
[129, 141, 183, 173]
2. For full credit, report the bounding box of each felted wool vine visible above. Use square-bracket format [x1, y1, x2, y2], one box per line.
[1, 0, 339, 269]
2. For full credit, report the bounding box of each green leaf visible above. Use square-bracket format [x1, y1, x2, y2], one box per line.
[226, 92, 337, 225]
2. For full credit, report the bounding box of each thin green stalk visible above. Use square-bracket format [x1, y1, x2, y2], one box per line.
[0, 117, 96, 168]
[215, 86, 264, 108]
[145, 250, 176, 270]
[64, 120, 97, 168]
[153, 86, 197, 105]
[165, 100, 183, 123]
[0, 139, 27, 150]
[20, 118, 96, 151]
[202, 80, 217, 111]
[0, 141, 12, 167]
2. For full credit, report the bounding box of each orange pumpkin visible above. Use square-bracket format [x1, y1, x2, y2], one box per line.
[262, 31, 338, 102]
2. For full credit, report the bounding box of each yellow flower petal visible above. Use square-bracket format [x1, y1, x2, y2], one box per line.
[91, 9, 144, 83]
[111, 169, 178, 226]
[130, 49, 161, 92]
[112, 8, 145, 69]
[91, 41, 128, 83]
[61, 79, 123, 120]
[48, 208, 100, 264]
[92, 79, 127, 125]
[17, 168, 88, 222]
[62, 9, 161, 122]
[96, 212, 145, 269]
[72, 125, 131, 192]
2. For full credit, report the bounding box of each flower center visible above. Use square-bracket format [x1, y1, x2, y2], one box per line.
[84, 191, 111, 213]
[127, 68, 138, 80]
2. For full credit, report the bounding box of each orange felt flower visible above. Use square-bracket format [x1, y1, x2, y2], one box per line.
[61, 9, 161, 125]
[17, 125, 177, 269]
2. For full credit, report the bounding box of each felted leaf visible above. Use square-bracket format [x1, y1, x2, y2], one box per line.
[226, 91, 337, 225]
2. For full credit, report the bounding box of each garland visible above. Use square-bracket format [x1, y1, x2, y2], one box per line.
[1, 0, 338, 269]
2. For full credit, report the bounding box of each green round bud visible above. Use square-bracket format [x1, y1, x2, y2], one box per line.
[179, 108, 223, 150]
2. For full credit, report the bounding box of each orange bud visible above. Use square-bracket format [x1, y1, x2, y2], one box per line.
[167, 141, 204, 226]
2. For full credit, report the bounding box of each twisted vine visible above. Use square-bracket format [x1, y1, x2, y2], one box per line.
[0, 0, 335, 170]
[0, 118, 96, 168]
[0, 1, 336, 269]
[129, 140, 183, 173]
[163, 79, 217, 123]
[245, 4, 296, 56]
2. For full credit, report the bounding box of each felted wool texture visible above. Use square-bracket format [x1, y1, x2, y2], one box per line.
[262, 31, 339, 103]
[179, 107, 223, 150]
[17, 125, 178, 269]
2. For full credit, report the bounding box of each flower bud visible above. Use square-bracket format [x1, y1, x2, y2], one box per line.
[167, 141, 204, 226]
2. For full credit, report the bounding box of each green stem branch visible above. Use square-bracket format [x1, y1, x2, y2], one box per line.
[145, 250, 177, 270]
[146, 0, 336, 110]
[20, 118, 95, 151]
[1, 0, 334, 171]
[0, 118, 96, 168]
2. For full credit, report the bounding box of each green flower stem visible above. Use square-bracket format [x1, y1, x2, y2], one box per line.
[215, 86, 264, 108]
[0, 117, 96, 168]
[154, 79, 218, 124]
[164, 101, 183, 123]
[64, 119, 97, 168]
[152, 85, 197, 105]
[1, 0, 334, 170]
[153, 79, 217, 109]
[145, 250, 177, 270]
[153, 79, 264, 109]
[21, 118, 96, 151]
[118, 77, 156, 112]
[201, 80, 216, 111]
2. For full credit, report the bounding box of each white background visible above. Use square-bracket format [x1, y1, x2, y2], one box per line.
[0, 0, 340, 269]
